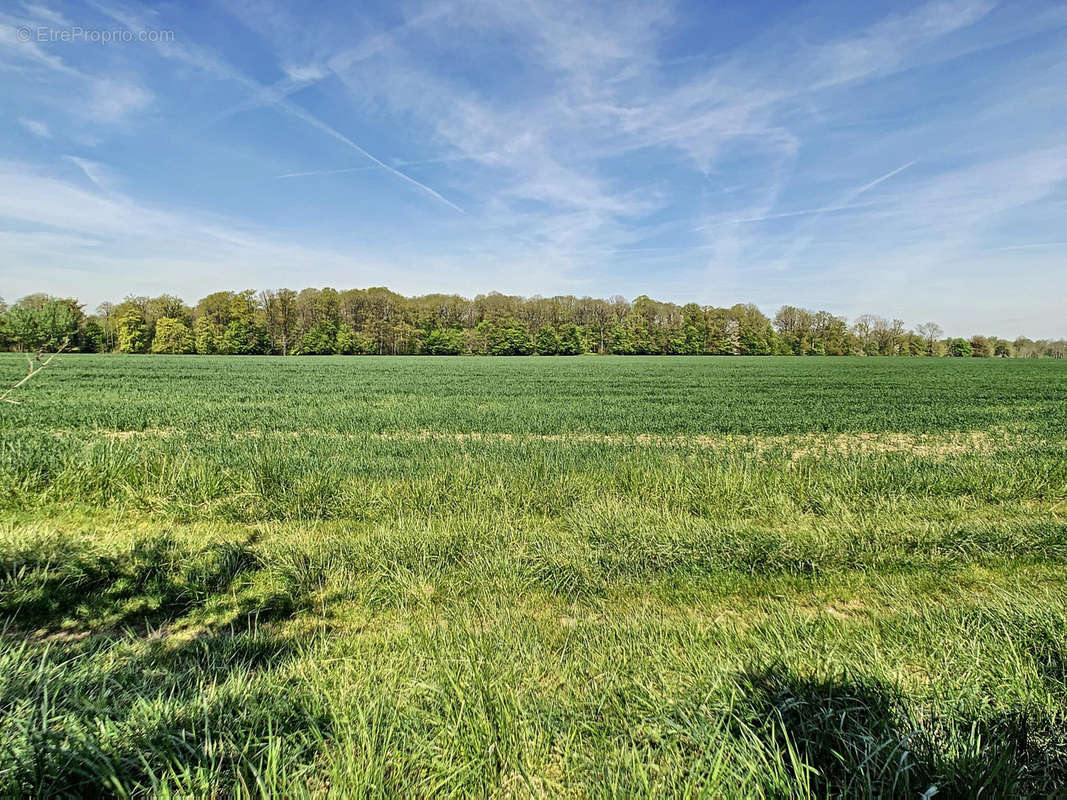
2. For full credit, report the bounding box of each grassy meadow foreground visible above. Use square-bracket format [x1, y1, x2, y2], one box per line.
[1, 355, 1065, 797]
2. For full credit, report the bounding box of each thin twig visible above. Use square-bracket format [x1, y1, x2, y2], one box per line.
[0, 339, 68, 404]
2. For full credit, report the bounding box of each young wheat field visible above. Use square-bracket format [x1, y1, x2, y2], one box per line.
[1, 354, 1065, 798]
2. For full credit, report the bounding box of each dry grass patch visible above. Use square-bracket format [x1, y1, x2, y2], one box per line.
[35, 425, 1028, 462]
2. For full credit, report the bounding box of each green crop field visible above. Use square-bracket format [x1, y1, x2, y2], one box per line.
[1, 354, 1065, 798]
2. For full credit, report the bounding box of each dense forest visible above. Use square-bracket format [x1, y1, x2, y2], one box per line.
[2, 288, 1064, 357]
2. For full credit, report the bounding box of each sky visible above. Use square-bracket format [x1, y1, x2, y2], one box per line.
[1, 0, 1065, 337]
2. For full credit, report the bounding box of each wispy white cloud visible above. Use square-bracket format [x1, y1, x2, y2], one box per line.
[985, 241, 1067, 251]
[87, 79, 153, 122]
[62, 155, 117, 192]
[809, 0, 997, 88]
[0, 6, 153, 123]
[18, 117, 52, 138]
[19, 2, 69, 26]
[312, 2, 672, 252]
[89, 0, 465, 213]
[876, 147, 1067, 238]
[2, 0, 1063, 335]
[281, 63, 329, 82]
[0, 159, 578, 304]
[0, 19, 79, 75]
[722, 145, 1067, 332]
[311, 0, 994, 266]
[766, 160, 919, 268]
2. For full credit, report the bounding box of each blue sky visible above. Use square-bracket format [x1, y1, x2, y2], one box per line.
[1, 0, 1065, 336]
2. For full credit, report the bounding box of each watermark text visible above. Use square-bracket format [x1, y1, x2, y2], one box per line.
[15, 25, 175, 44]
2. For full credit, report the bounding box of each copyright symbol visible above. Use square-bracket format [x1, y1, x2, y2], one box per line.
[16, 26, 32, 42]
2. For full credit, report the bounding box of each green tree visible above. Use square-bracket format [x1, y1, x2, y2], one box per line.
[4, 306, 40, 351]
[194, 317, 222, 354]
[422, 328, 464, 355]
[261, 289, 298, 355]
[534, 326, 561, 355]
[298, 321, 338, 355]
[81, 320, 104, 353]
[221, 320, 267, 355]
[4, 295, 81, 351]
[948, 338, 973, 357]
[916, 322, 943, 356]
[196, 292, 235, 327]
[148, 294, 189, 325]
[558, 324, 585, 355]
[969, 335, 993, 357]
[608, 322, 635, 355]
[22, 285, 1060, 360]
[116, 310, 149, 354]
[335, 325, 359, 355]
[229, 290, 259, 324]
[151, 317, 195, 354]
[487, 320, 533, 355]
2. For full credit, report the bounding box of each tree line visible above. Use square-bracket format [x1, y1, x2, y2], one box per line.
[2, 288, 1064, 358]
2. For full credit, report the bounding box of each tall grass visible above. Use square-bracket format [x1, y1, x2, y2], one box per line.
[1, 355, 1065, 796]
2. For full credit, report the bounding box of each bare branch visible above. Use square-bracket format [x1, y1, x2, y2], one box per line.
[0, 338, 68, 405]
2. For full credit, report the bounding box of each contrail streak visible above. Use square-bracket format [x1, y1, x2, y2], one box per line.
[850, 160, 916, 198]
[722, 200, 886, 225]
[275, 166, 379, 179]
[88, 1, 465, 215]
[986, 241, 1067, 251]
[268, 101, 467, 214]
[274, 155, 476, 181]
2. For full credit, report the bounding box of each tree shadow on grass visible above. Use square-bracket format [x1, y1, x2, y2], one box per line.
[0, 532, 328, 797]
[0, 532, 303, 637]
[1, 626, 331, 798]
[737, 662, 1067, 799]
